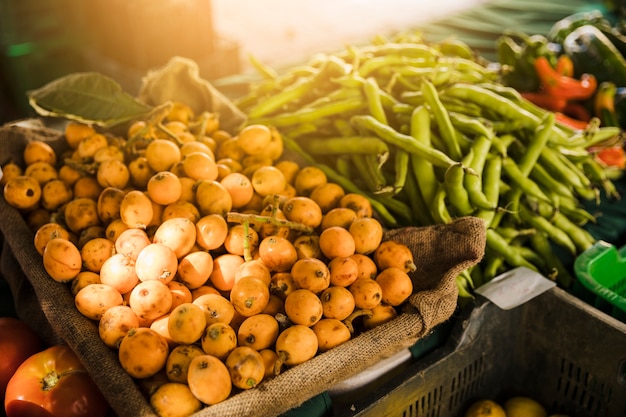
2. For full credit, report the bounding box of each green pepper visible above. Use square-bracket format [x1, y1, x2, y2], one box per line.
[496, 33, 557, 92]
[596, 25, 626, 57]
[594, 81, 619, 126]
[547, 9, 609, 44]
[562, 24, 626, 87]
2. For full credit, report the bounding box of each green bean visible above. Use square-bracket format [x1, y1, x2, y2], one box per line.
[247, 78, 315, 119]
[236, 66, 317, 109]
[430, 183, 452, 224]
[351, 155, 386, 194]
[448, 112, 494, 139]
[501, 157, 551, 203]
[409, 105, 437, 205]
[529, 163, 575, 200]
[335, 156, 352, 179]
[333, 118, 357, 137]
[554, 196, 597, 225]
[257, 96, 365, 127]
[371, 194, 416, 226]
[538, 148, 585, 190]
[475, 82, 523, 102]
[401, 164, 434, 226]
[248, 53, 278, 80]
[551, 211, 595, 253]
[548, 146, 592, 188]
[444, 161, 475, 216]
[516, 245, 548, 272]
[481, 251, 505, 281]
[518, 205, 577, 255]
[436, 38, 474, 59]
[456, 272, 475, 299]
[438, 56, 497, 77]
[439, 97, 484, 118]
[490, 133, 516, 157]
[301, 136, 389, 162]
[356, 55, 436, 78]
[474, 154, 502, 227]
[421, 79, 463, 161]
[497, 112, 555, 215]
[305, 85, 363, 107]
[391, 103, 414, 115]
[486, 228, 538, 271]
[247, 56, 349, 119]
[464, 135, 495, 210]
[469, 264, 485, 289]
[350, 115, 461, 168]
[431, 68, 456, 87]
[393, 149, 409, 194]
[486, 82, 574, 143]
[496, 226, 536, 240]
[363, 77, 388, 124]
[581, 157, 620, 200]
[529, 231, 573, 288]
[518, 112, 555, 176]
[281, 122, 320, 139]
[443, 83, 542, 129]
[379, 65, 440, 78]
[574, 125, 622, 148]
[393, 76, 424, 98]
[533, 199, 596, 253]
[490, 119, 525, 134]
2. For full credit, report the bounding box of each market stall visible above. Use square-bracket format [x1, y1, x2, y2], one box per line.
[1, 1, 626, 417]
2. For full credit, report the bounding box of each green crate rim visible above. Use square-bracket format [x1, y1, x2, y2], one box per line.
[574, 240, 626, 314]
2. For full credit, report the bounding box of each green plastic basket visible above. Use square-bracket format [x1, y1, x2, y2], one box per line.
[574, 240, 626, 322]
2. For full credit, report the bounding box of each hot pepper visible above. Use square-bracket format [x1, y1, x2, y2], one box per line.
[555, 54, 574, 77]
[595, 145, 626, 169]
[555, 112, 591, 130]
[534, 55, 598, 101]
[594, 81, 619, 127]
[520, 91, 567, 112]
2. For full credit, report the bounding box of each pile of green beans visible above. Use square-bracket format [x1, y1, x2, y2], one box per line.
[235, 31, 624, 294]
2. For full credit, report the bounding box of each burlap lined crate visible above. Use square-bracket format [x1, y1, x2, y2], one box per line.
[0, 117, 485, 417]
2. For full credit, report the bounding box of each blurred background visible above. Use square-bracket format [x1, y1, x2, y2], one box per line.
[0, 0, 488, 125]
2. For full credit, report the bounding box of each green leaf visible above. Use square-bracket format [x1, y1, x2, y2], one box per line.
[27, 72, 153, 127]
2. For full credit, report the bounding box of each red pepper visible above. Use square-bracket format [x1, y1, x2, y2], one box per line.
[555, 54, 574, 77]
[562, 101, 591, 122]
[595, 146, 626, 169]
[534, 56, 597, 101]
[521, 91, 567, 112]
[554, 112, 590, 130]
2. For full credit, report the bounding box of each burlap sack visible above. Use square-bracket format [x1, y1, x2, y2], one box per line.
[0, 124, 486, 417]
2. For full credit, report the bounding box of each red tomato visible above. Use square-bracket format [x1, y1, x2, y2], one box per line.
[0, 317, 42, 401]
[4, 344, 109, 417]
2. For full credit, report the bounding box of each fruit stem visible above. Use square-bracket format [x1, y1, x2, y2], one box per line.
[227, 212, 315, 234]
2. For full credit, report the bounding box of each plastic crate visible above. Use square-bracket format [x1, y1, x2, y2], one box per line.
[333, 286, 626, 417]
[574, 240, 626, 323]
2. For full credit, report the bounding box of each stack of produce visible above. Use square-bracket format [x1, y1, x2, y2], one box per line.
[497, 9, 626, 132]
[235, 30, 624, 293]
[1, 81, 485, 416]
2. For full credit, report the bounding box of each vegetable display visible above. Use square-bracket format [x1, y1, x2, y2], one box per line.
[2, 102, 435, 414]
[497, 9, 626, 131]
[235, 31, 623, 293]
